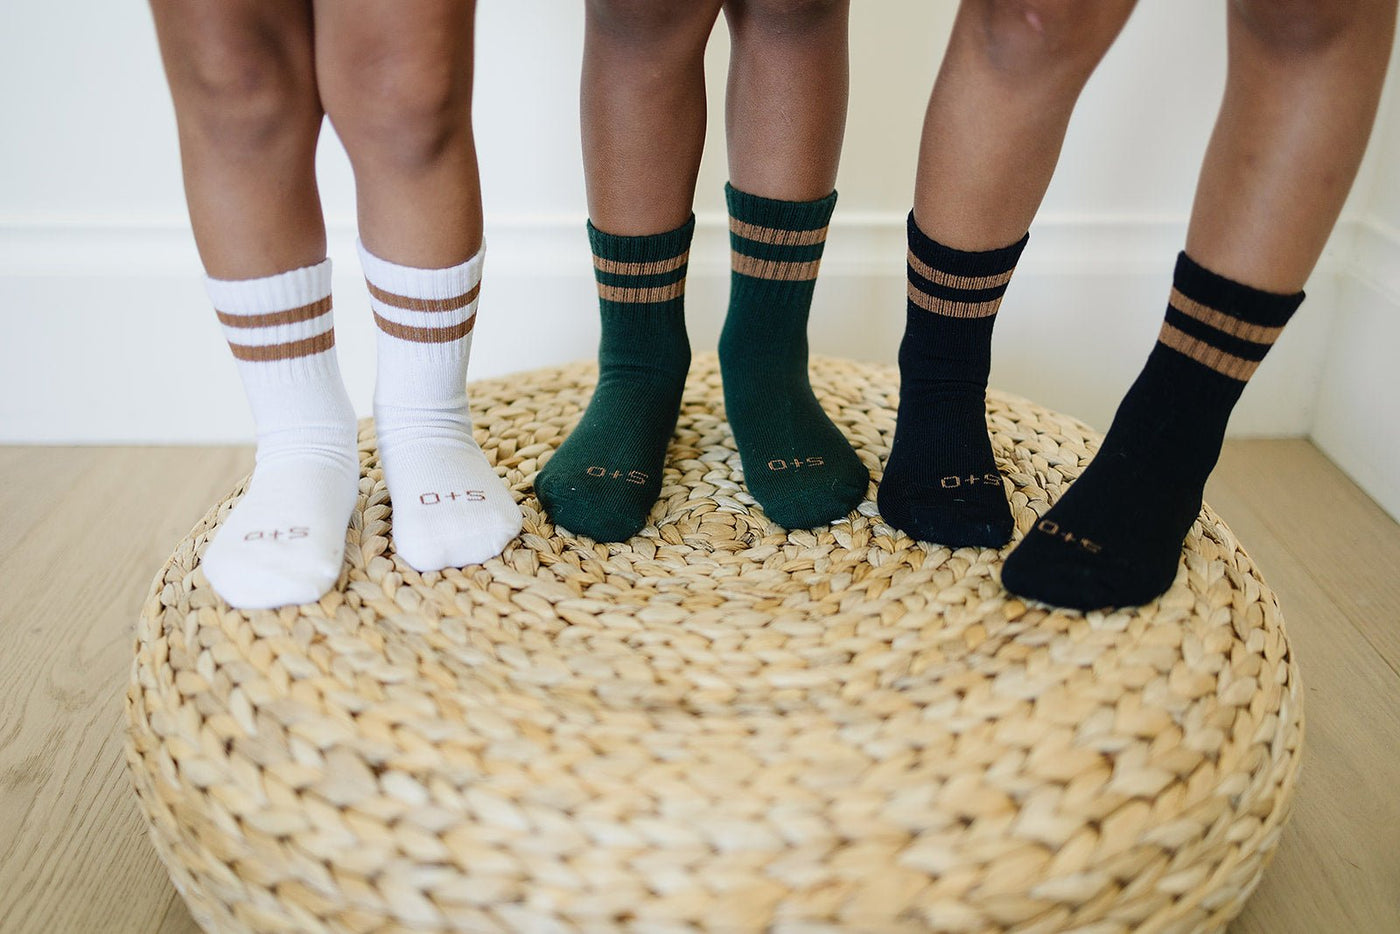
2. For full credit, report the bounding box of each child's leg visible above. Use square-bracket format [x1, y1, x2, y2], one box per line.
[150, 0, 359, 608]
[879, 1, 1134, 547]
[535, 1, 723, 542]
[580, 1, 724, 235]
[1003, 0, 1397, 608]
[149, 0, 327, 278]
[716, 0, 870, 529]
[723, 0, 847, 201]
[313, 0, 520, 570]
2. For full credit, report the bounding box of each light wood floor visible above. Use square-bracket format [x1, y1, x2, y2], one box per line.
[0, 441, 1396, 933]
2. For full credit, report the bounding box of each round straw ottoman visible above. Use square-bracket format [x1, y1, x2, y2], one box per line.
[127, 354, 1301, 934]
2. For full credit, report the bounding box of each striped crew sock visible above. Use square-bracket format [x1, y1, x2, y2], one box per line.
[202, 259, 359, 608]
[534, 218, 694, 541]
[361, 242, 522, 571]
[719, 184, 868, 529]
[1002, 252, 1304, 609]
[878, 215, 1028, 547]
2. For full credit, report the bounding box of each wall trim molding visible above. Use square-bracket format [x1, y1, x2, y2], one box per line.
[0, 214, 1360, 452]
[1333, 216, 1400, 303]
[0, 211, 1197, 277]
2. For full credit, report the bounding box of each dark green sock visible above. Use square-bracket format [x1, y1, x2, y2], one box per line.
[719, 184, 868, 529]
[534, 218, 693, 541]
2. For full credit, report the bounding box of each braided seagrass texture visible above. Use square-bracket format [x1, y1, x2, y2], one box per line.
[127, 354, 1301, 933]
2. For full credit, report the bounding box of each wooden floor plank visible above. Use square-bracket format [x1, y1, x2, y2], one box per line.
[1208, 447, 1400, 934]
[0, 447, 248, 934]
[0, 441, 1396, 933]
[0, 447, 104, 569]
[157, 894, 200, 934]
[1214, 439, 1400, 677]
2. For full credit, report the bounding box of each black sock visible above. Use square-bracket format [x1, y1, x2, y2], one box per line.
[1001, 252, 1304, 609]
[877, 214, 1028, 547]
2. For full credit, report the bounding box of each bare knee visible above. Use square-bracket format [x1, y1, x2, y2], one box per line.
[968, 0, 1130, 76]
[586, 0, 722, 47]
[728, 0, 846, 32]
[324, 51, 471, 173]
[1231, 0, 1372, 55]
[164, 33, 315, 153]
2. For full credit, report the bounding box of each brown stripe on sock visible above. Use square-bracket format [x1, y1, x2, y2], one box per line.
[596, 281, 687, 303]
[374, 311, 475, 343]
[367, 281, 480, 313]
[729, 218, 828, 247]
[906, 251, 1016, 291]
[593, 252, 689, 276]
[731, 253, 822, 282]
[1158, 322, 1258, 380]
[227, 328, 335, 362]
[907, 282, 1002, 318]
[1170, 288, 1286, 344]
[215, 296, 331, 329]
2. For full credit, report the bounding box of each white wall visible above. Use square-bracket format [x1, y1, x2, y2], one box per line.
[0, 0, 1393, 519]
[1311, 54, 1400, 522]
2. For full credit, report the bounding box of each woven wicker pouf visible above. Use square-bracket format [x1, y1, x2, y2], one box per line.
[127, 354, 1301, 934]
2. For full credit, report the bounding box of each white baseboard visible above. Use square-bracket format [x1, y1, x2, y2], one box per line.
[0, 215, 1344, 448]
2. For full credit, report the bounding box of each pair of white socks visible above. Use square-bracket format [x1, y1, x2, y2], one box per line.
[202, 246, 521, 609]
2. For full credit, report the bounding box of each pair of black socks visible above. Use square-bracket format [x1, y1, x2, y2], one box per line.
[882, 215, 1303, 609]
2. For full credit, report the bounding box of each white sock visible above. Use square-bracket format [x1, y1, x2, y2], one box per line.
[360, 241, 521, 570]
[201, 260, 359, 608]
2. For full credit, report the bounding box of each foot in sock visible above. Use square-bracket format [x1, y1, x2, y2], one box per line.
[201, 260, 360, 609]
[877, 215, 1027, 547]
[362, 242, 522, 571]
[719, 185, 867, 529]
[535, 219, 694, 542]
[1002, 252, 1303, 609]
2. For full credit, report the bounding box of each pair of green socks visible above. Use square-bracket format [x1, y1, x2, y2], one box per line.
[534, 185, 868, 541]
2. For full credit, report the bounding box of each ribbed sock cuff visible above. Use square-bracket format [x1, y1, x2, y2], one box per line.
[587, 216, 696, 264]
[726, 184, 838, 231]
[1173, 252, 1304, 327]
[205, 258, 332, 314]
[358, 241, 484, 303]
[907, 213, 1028, 277]
[206, 259, 340, 387]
